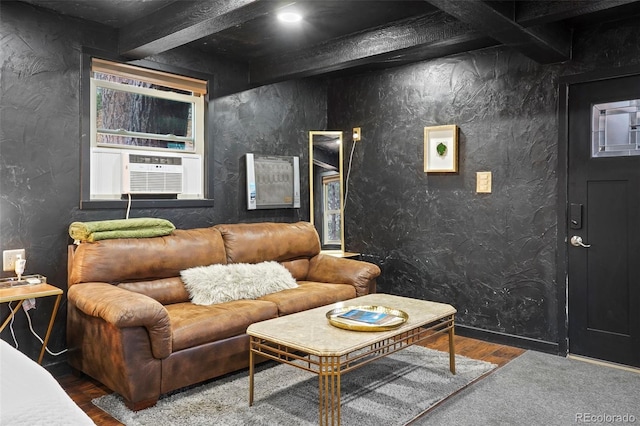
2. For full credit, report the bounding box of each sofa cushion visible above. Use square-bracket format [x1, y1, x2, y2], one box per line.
[118, 277, 190, 305]
[258, 281, 357, 316]
[166, 300, 278, 351]
[180, 261, 298, 305]
[215, 222, 320, 264]
[280, 258, 310, 280]
[69, 227, 227, 286]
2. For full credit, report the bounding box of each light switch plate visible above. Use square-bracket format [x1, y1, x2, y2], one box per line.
[476, 171, 492, 193]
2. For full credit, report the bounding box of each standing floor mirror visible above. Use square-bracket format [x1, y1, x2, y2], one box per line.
[309, 131, 345, 254]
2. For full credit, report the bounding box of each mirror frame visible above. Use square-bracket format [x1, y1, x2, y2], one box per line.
[309, 130, 345, 253]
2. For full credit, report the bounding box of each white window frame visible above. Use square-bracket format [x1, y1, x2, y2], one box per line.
[90, 65, 205, 155]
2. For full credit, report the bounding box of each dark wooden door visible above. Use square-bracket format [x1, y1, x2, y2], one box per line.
[567, 75, 640, 367]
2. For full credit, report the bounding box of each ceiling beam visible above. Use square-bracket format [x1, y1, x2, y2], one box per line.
[515, 0, 640, 26]
[118, 0, 292, 59]
[425, 0, 572, 64]
[249, 11, 496, 85]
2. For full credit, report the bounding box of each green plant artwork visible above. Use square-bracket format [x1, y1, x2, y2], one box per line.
[436, 142, 447, 156]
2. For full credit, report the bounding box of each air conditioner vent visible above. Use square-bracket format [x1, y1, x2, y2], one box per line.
[122, 153, 183, 194]
[129, 170, 183, 193]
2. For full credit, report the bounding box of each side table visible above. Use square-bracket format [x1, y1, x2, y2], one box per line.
[0, 283, 63, 364]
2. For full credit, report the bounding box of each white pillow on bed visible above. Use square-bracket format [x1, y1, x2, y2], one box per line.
[180, 261, 298, 305]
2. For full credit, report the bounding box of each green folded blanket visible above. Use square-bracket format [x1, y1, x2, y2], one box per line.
[69, 218, 176, 242]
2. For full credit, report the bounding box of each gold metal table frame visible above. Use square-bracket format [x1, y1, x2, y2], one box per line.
[248, 294, 456, 426]
[0, 283, 63, 364]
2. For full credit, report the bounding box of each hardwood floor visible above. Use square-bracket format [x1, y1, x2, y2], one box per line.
[55, 335, 526, 426]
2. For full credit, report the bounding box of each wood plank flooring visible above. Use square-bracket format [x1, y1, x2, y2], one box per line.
[55, 335, 526, 426]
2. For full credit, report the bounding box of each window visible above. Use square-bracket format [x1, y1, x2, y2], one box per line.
[91, 58, 205, 153]
[592, 99, 640, 158]
[85, 58, 210, 205]
[322, 174, 341, 245]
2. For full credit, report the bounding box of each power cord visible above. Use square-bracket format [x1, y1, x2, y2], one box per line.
[8, 301, 19, 348]
[23, 306, 67, 356]
[125, 192, 132, 219]
[6, 300, 67, 356]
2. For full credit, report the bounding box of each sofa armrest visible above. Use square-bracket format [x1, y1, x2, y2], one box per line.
[307, 254, 381, 297]
[67, 282, 172, 359]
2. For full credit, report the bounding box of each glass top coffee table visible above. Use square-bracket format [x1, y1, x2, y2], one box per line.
[247, 293, 456, 426]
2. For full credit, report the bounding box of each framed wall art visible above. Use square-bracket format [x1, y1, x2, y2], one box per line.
[424, 124, 458, 173]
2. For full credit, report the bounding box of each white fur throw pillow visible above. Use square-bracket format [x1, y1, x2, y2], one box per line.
[180, 261, 298, 305]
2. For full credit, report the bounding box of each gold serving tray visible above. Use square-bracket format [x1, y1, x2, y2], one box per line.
[326, 305, 409, 332]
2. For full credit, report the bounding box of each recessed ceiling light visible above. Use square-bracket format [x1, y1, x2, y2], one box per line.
[277, 12, 302, 23]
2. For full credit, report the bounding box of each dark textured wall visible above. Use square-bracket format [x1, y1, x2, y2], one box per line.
[209, 80, 325, 224]
[0, 2, 117, 359]
[328, 17, 640, 346]
[329, 51, 560, 343]
[0, 2, 325, 364]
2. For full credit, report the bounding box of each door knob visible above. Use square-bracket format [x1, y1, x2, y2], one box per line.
[570, 236, 591, 248]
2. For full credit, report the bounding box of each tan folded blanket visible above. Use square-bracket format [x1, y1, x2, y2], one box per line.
[69, 218, 175, 243]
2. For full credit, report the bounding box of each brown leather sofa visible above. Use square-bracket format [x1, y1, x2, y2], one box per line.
[66, 221, 381, 410]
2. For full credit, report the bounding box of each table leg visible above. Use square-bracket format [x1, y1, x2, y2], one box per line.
[249, 339, 255, 406]
[38, 294, 62, 364]
[318, 356, 341, 426]
[448, 319, 456, 375]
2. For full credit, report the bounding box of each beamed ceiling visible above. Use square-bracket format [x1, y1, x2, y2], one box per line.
[11, 0, 640, 87]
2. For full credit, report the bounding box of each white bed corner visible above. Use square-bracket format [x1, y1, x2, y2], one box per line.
[0, 339, 96, 425]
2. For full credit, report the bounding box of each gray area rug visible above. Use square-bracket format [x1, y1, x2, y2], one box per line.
[93, 346, 496, 425]
[417, 350, 640, 425]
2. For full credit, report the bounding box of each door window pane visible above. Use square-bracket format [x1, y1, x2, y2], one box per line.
[592, 99, 640, 157]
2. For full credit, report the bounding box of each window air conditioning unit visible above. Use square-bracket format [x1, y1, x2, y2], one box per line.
[122, 152, 183, 194]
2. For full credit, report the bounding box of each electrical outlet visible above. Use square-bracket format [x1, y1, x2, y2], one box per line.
[352, 127, 361, 142]
[3, 249, 26, 272]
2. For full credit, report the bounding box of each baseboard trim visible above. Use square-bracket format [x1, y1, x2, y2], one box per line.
[455, 324, 560, 354]
[44, 359, 72, 377]
[567, 354, 640, 374]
